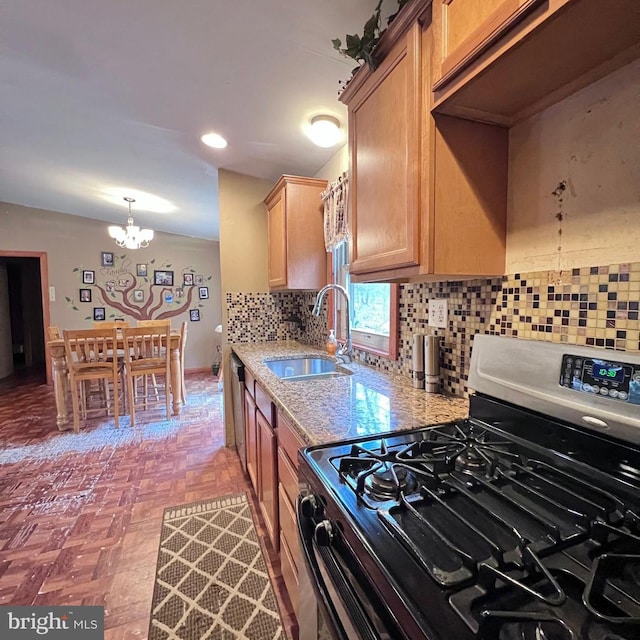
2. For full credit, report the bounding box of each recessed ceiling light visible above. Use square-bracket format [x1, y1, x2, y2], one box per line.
[201, 132, 228, 149]
[306, 115, 342, 148]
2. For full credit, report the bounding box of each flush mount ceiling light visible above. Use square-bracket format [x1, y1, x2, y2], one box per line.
[307, 115, 342, 148]
[201, 132, 228, 149]
[108, 197, 154, 250]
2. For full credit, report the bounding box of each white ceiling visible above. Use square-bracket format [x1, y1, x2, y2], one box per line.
[0, 0, 379, 241]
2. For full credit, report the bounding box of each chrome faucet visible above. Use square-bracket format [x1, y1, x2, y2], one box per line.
[313, 284, 352, 363]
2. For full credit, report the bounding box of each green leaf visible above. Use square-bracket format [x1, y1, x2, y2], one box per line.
[166, 264, 171, 268]
[331, 38, 342, 50]
[72, 267, 79, 272]
[150, 259, 156, 264]
[207, 276, 211, 280]
[85, 316, 91, 320]
[65, 296, 71, 302]
[345, 33, 360, 52]
[363, 13, 379, 39]
[72, 306, 78, 311]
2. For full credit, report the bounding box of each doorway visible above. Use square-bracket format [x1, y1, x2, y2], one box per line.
[0, 252, 50, 387]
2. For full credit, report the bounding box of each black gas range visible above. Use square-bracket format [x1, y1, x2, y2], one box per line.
[296, 335, 640, 640]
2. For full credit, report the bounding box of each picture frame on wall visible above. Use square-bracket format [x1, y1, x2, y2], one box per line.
[175, 287, 184, 299]
[82, 270, 95, 284]
[106, 280, 115, 292]
[101, 252, 114, 267]
[133, 289, 144, 302]
[194, 275, 204, 285]
[190, 309, 200, 322]
[93, 307, 106, 321]
[183, 273, 193, 286]
[198, 286, 209, 300]
[136, 263, 147, 277]
[79, 288, 91, 303]
[154, 270, 174, 286]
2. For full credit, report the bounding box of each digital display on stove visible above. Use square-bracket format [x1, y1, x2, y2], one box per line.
[591, 360, 625, 383]
[559, 353, 639, 402]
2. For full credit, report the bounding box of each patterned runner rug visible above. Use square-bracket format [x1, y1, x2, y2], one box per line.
[149, 493, 285, 639]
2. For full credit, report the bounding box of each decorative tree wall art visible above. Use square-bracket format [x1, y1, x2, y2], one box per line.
[66, 255, 213, 321]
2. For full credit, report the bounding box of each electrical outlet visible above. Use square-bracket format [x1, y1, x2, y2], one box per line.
[49, 286, 56, 302]
[428, 299, 447, 329]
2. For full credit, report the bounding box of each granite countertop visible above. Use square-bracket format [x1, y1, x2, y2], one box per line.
[232, 341, 469, 446]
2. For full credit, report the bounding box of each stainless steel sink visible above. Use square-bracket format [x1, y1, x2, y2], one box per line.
[264, 357, 351, 381]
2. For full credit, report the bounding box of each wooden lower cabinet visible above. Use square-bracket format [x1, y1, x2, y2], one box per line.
[242, 370, 305, 617]
[279, 487, 299, 616]
[257, 408, 279, 551]
[276, 411, 306, 617]
[244, 389, 258, 494]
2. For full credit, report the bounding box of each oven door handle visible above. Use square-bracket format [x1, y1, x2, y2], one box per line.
[296, 496, 382, 640]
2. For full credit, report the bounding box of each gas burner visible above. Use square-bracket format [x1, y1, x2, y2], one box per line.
[454, 444, 489, 474]
[332, 438, 434, 505]
[364, 463, 416, 500]
[418, 422, 521, 475]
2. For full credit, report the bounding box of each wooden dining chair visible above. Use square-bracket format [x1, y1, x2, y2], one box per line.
[63, 328, 120, 433]
[137, 319, 171, 329]
[47, 326, 61, 340]
[94, 321, 130, 330]
[137, 320, 171, 399]
[122, 325, 171, 426]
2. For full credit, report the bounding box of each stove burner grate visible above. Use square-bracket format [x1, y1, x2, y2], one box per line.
[330, 421, 523, 506]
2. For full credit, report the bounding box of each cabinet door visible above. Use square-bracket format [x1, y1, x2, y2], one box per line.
[434, 0, 544, 90]
[267, 189, 287, 289]
[349, 23, 422, 275]
[244, 390, 258, 494]
[257, 409, 279, 551]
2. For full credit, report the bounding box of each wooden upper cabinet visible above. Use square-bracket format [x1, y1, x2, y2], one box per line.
[264, 175, 328, 291]
[434, 0, 545, 91]
[432, 0, 640, 126]
[342, 0, 508, 283]
[342, 21, 422, 275]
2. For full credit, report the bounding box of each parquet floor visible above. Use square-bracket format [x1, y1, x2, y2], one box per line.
[0, 373, 298, 639]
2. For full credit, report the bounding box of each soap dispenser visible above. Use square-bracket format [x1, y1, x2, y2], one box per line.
[326, 329, 338, 356]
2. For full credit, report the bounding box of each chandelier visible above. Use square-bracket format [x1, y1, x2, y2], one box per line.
[108, 197, 154, 249]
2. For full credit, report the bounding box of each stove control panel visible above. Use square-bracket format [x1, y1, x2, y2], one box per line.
[560, 354, 640, 403]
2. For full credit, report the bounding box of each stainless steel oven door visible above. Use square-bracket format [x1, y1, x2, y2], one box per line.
[296, 495, 399, 640]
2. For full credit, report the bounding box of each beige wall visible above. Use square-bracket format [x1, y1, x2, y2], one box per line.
[0, 202, 221, 371]
[507, 59, 640, 273]
[218, 169, 273, 443]
[218, 169, 272, 296]
[314, 144, 348, 181]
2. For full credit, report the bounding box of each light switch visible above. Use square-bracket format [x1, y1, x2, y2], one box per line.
[428, 299, 447, 329]
[49, 286, 56, 302]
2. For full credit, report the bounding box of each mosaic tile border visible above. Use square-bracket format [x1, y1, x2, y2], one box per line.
[226, 261, 640, 399]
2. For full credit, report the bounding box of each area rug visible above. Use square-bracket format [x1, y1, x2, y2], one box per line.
[149, 493, 285, 640]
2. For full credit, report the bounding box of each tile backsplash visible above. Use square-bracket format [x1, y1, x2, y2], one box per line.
[226, 261, 640, 398]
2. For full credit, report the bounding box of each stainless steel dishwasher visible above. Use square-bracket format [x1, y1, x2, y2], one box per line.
[230, 352, 246, 473]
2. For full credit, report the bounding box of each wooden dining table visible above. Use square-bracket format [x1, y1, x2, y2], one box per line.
[48, 333, 183, 431]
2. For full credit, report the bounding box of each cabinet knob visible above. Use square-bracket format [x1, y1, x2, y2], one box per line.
[314, 520, 334, 547]
[300, 494, 322, 519]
